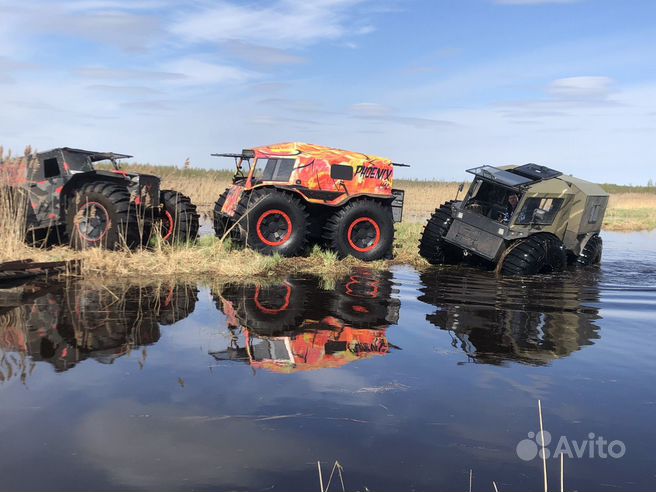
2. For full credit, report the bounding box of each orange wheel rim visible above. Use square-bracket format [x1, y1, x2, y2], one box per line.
[347, 217, 380, 253]
[256, 209, 293, 247]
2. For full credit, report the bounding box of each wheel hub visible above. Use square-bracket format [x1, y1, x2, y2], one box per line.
[348, 217, 381, 253]
[76, 202, 109, 242]
[256, 209, 293, 247]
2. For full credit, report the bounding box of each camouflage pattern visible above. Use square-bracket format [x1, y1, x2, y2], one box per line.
[219, 142, 401, 217]
[211, 270, 400, 374]
[0, 281, 197, 379]
[221, 184, 244, 218]
[0, 147, 160, 237]
[445, 164, 609, 261]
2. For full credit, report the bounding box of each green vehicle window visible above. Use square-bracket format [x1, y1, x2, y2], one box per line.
[516, 197, 564, 225]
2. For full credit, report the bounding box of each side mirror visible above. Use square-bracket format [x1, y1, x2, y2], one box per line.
[458, 182, 465, 193]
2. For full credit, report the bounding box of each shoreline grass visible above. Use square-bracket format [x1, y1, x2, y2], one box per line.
[0, 227, 425, 280]
[5, 219, 649, 282]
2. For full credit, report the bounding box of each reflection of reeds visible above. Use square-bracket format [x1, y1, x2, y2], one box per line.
[0, 279, 191, 382]
[0, 306, 33, 384]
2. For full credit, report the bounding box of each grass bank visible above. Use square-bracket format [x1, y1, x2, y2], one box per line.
[0, 232, 424, 279]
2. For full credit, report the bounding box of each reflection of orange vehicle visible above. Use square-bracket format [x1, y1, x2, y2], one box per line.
[213, 143, 407, 260]
[241, 323, 392, 374]
[211, 270, 400, 373]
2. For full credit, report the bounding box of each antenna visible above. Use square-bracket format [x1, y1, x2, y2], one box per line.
[454, 182, 465, 201]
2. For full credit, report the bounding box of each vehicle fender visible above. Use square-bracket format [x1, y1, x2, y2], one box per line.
[59, 172, 130, 218]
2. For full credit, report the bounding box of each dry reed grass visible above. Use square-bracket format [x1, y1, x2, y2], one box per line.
[0, 148, 33, 261]
[116, 164, 654, 231]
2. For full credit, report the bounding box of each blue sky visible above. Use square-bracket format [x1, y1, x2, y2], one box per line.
[1, 0, 655, 183]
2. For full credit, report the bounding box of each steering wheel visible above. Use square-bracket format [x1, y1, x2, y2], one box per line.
[467, 202, 483, 213]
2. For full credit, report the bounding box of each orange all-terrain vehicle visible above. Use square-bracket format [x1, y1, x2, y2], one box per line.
[212, 142, 406, 261]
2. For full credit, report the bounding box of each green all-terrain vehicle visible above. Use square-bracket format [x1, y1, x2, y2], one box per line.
[419, 164, 609, 275]
[0, 148, 199, 249]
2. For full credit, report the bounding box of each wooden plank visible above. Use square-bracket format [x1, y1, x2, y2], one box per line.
[0, 259, 35, 272]
[0, 259, 80, 284]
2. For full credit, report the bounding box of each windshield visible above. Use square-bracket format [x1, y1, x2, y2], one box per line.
[64, 153, 95, 172]
[251, 157, 296, 183]
[466, 166, 533, 188]
[464, 178, 522, 224]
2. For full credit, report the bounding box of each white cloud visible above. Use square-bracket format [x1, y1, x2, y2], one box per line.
[76, 67, 185, 81]
[547, 76, 614, 100]
[171, 0, 368, 49]
[0, 1, 164, 52]
[225, 41, 306, 66]
[350, 102, 454, 128]
[351, 102, 393, 117]
[163, 59, 255, 86]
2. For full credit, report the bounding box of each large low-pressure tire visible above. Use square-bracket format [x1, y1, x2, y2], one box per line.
[238, 189, 310, 256]
[419, 201, 463, 265]
[240, 281, 307, 336]
[66, 182, 141, 250]
[498, 233, 567, 276]
[323, 199, 394, 261]
[213, 188, 236, 239]
[577, 234, 603, 266]
[159, 190, 199, 243]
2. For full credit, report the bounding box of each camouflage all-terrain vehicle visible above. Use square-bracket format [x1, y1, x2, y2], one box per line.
[213, 142, 406, 261]
[419, 164, 609, 275]
[0, 147, 199, 249]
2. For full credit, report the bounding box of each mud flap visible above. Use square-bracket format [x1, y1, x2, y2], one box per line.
[221, 185, 244, 217]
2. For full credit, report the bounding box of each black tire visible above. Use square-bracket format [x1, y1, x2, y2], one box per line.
[240, 281, 307, 336]
[577, 235, 603, 266]
[213, 188, 236, 239]
[237, 189, 310, 256]
[323, 199, 394, 261]
[66, 182, 141, 250]
[498, 234, 567, 276]
[419, 201, 463, 265]
[159, 190, 199, 243]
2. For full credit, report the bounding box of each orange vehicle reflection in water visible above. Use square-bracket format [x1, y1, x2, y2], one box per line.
[211, 269, 401, 374]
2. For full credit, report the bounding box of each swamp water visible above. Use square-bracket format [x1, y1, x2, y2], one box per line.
[0, 231, 655, 491]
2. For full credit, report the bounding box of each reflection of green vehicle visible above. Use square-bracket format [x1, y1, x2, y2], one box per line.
[418, 269, 601, 365]
[419, 164, 609, 275]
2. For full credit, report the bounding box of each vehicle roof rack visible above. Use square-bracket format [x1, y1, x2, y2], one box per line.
[58, 148, 133, 162]
[510, 163, 562, 181]
[211, 149, 256, 159]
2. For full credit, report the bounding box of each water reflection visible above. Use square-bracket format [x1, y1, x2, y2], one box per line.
[418, 268, 602, 365]
[0, 281, 198, 380]
[211, 269, 401, 373]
